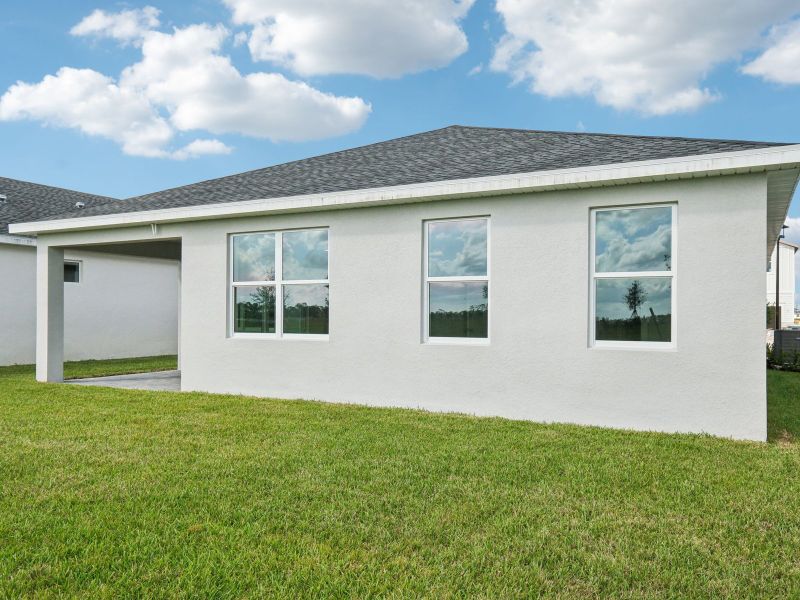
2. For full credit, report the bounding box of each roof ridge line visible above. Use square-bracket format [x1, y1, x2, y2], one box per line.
[125, 125, 794, 201]
[449, 124, 794, 146]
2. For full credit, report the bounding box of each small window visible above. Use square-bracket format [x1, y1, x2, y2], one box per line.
[424, 218, 489, 342]
[591, 205, 675, 347]
[230, 228, 329, 338]
[64, 261, 80, 283]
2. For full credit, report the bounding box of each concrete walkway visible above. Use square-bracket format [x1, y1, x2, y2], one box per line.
[67, 370, 181, 392]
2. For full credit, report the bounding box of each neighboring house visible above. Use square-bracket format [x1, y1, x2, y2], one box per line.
[0, 177, 179, 366]
[10, 126, 800, 441]
[766, 239, 797, 329]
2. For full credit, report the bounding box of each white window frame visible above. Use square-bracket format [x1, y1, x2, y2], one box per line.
[229, 228, 330, 341]
[64, 260, 81, 284]
[423, 216, 490, 345]
[590, 203, 677, 350]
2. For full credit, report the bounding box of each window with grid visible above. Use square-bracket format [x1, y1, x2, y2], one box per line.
[230, 228, 329, 338]
[591, 205, 675, 347]
[424, 217, 489, 342]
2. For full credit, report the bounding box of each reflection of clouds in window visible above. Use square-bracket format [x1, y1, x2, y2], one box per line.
[283, 283, 328, 307]
[596, 207, 671, 272]
[429, 281, 488, 338]
[429, 282, 488, 312]
[595, 278, 671, 320]
[428, 220, 487, 277]
[283, 230, 328, 280]
[233, 233, 275, 281]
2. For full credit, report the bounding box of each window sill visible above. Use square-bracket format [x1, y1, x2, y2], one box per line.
[424, 337, 490, 346]
[230, 334, 329, 342]
[591, 342, 676, 352]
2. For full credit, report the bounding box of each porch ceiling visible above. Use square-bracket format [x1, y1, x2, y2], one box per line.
[63, 239, 181, 260]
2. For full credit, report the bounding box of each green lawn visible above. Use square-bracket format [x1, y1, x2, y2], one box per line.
[0, 355, 178, 382]
[1, 360, 799, 598]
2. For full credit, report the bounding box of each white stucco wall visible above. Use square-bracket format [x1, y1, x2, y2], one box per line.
[766, 242, 796, 327]
[0, 244, 178, 365]
[0, 243, 37, 365]
[35, 173, 768, 440]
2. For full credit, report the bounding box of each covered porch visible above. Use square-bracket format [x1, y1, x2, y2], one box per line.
[34, 228, 182, 384]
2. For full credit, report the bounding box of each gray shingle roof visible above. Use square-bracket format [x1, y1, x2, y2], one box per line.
[17, 126, 795, 224]
[0, 177, 114, 235]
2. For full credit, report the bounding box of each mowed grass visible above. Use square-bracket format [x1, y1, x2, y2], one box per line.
[1, 361, 799, 598]
[0, 354, 178, 381]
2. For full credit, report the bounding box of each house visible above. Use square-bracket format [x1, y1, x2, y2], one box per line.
[0, 177, 179, 366]
[766, 239, 797, 328]
[9, 126, 800, 441]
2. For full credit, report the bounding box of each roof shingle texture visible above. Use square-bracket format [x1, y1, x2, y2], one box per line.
[14, 126, 794, 225]
[0, 177, 114, 234]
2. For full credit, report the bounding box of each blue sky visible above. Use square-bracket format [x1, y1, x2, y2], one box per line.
[2, 2, 800, 240]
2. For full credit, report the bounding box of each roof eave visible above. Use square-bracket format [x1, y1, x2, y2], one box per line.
[10, 144, 800, 236]
[0, 233, 37, 247]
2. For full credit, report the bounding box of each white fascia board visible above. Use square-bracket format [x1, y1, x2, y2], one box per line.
[0, 234, 37, 247]
[780, 239, 800, 251]
[10, 144, 800, 235]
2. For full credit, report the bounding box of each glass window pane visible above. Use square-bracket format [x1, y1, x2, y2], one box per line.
[64, 262, 80, 283]
[595, 278, 671, 342]
[595, 207, 672, 273]
[283, 284, 329, 334]
[283, 230, 328, 281]
[428, 219, 488, 277]
[429, 282, 488, 338]
[234, 286, 276, 333]
[233, 233, 275, 282]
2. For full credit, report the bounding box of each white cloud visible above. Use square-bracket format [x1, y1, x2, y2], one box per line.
[122, 24, 370, 141]
[223, 0, 474, 77]
[491, 0, 800, 115]
[743, 20, 800, 84]
[70, 6, 160, 44]
[172, 139, 233, 160]
[0, 67, 174, 158]
[0, 14, 371, 158]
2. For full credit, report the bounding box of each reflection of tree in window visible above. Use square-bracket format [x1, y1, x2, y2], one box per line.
[593, 206, 673, 344]
[235, 286, 275, 333]
[429, 282, 488, 338]
[595, 279, 671, 343]
[283, 285, 329, 334]
[625, 280, 647, 318]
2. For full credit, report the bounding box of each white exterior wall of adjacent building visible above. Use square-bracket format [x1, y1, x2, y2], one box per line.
[0, 243, 38, 365]
[766, 241, 796, 328]
[0, 242, 179, 365]
[32, 173, 769, 441]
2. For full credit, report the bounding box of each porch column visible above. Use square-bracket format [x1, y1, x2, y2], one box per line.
[36, 245, 64, 382]
[177, 261, 182, 371]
